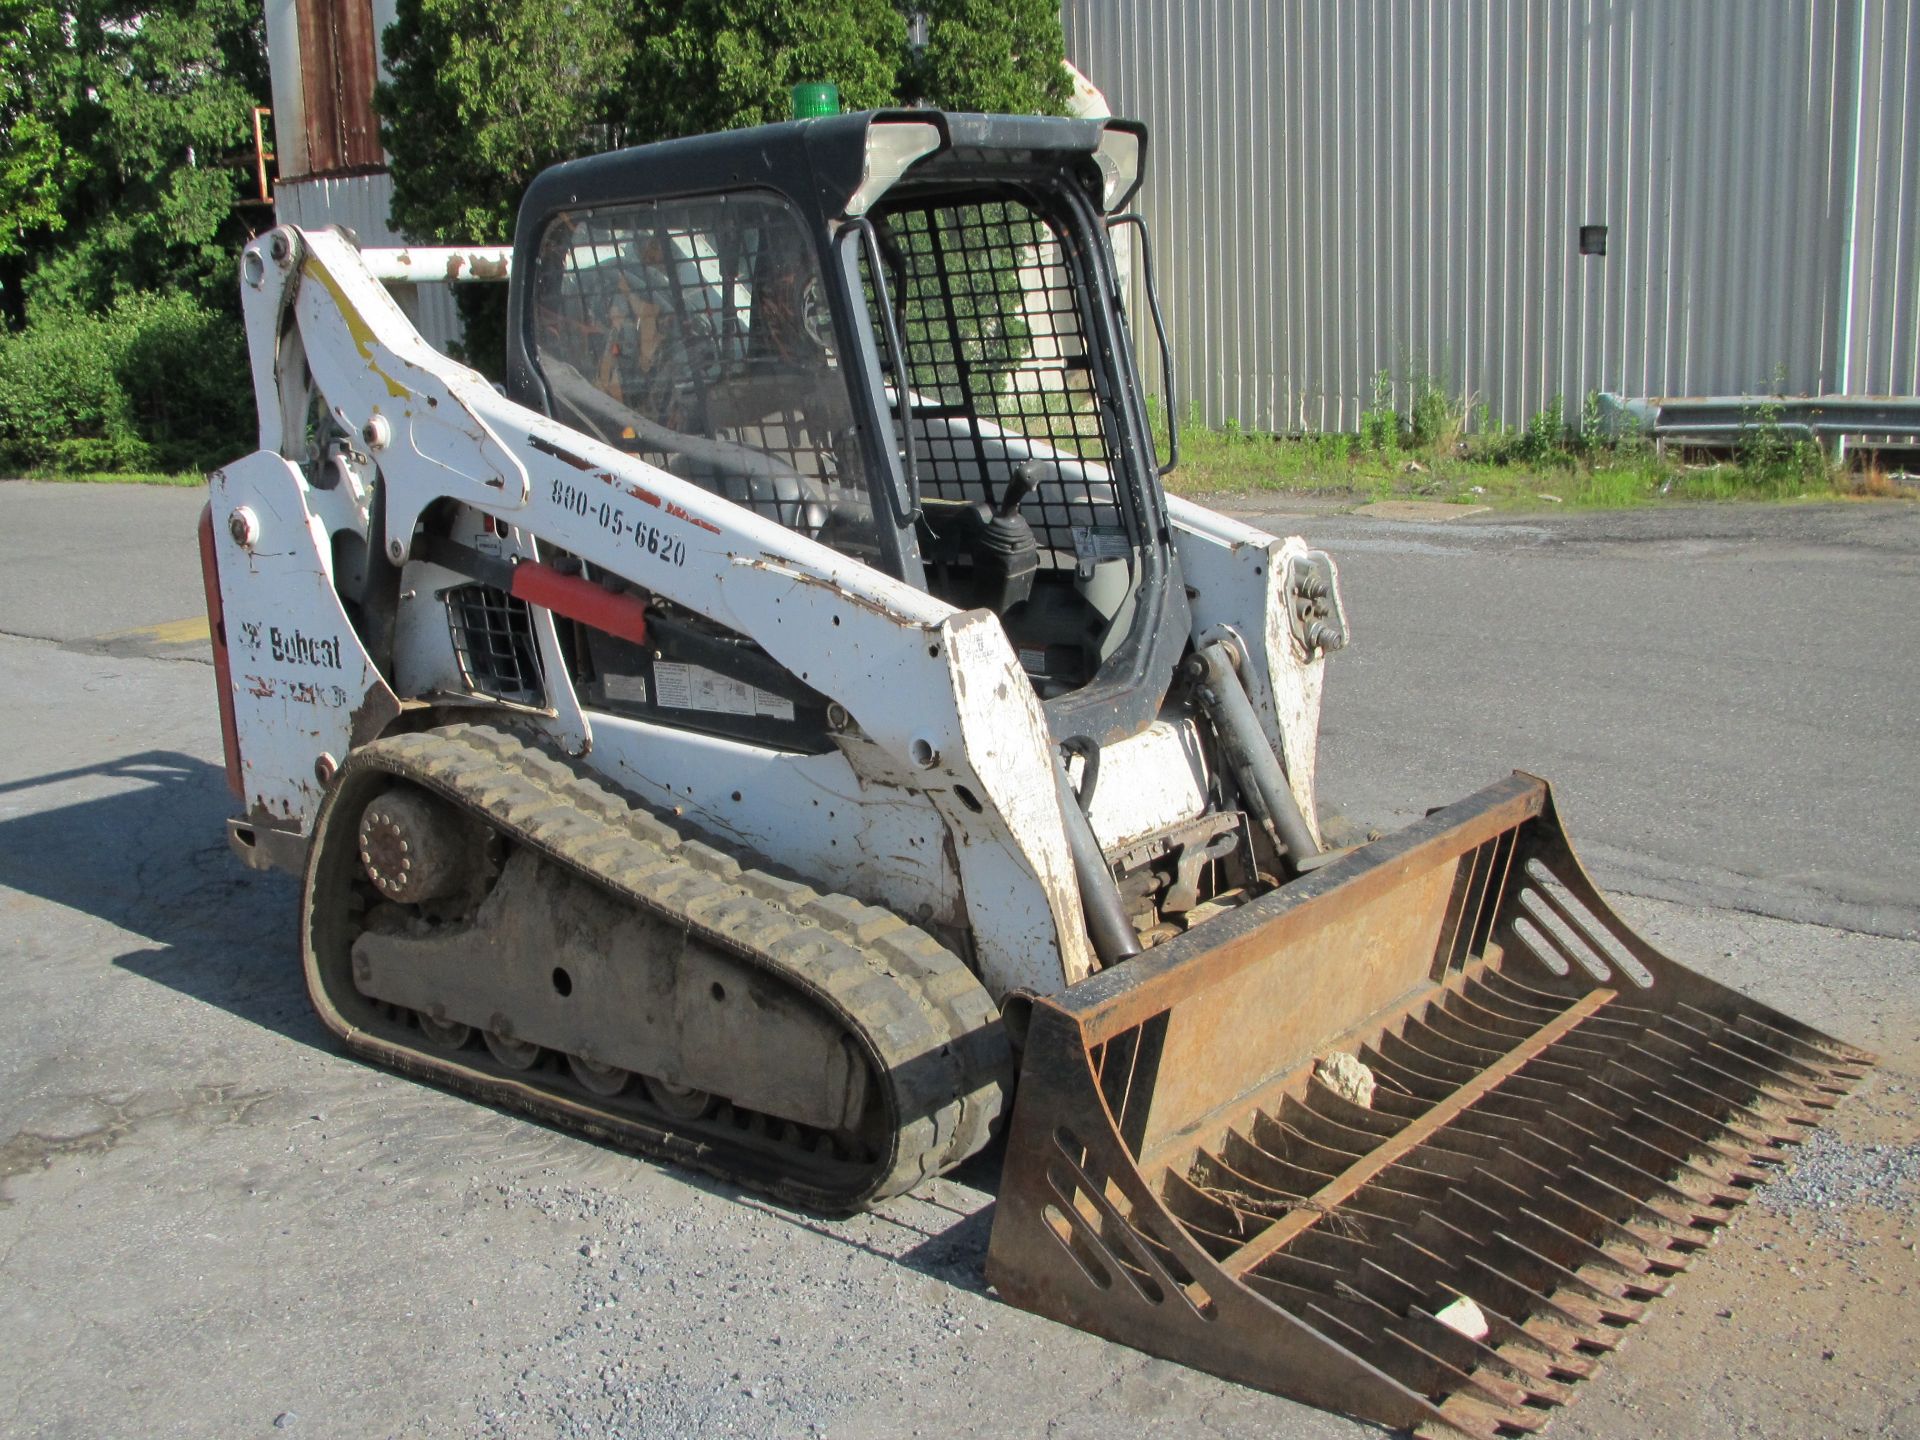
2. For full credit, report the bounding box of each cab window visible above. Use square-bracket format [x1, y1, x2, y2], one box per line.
[530, 192, 882, 562]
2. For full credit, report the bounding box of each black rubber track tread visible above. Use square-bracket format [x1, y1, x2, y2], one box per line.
[303, 723, 1010, 1210]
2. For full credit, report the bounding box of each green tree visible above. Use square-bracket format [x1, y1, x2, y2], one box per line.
[377, 0, 1071, 373]
[0, 2, 266, 470]
[0, 3, 84, 263]
[1, 0, 268, 324]
[379, 0, 636, 246]
[908, 0, 1071, 113]
[626, 0, 903, 140]
[80, 0, 268, 303]
[381, 0, 1072, 249]
[0, 287, 251, 472]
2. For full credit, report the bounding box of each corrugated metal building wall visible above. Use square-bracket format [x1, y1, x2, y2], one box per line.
[1062, 0, 1920, 433]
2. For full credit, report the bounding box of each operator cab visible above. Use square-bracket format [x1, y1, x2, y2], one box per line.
[508, 111, 1187, 748]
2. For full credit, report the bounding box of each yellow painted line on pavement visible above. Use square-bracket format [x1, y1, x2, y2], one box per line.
[94, 616, 210, 646]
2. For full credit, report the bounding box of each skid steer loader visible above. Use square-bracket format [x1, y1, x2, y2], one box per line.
[199, 111, 1870, 1436]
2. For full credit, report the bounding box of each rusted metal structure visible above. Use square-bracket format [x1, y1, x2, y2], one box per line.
[261, 0, 463, 351]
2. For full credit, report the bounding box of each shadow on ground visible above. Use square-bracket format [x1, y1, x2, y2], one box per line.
[2, 749, 1011, 1288]
[0, 750, 317, 1046]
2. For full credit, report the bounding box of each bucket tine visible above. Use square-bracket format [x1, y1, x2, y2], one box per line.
[988, 774, 1873, 1437]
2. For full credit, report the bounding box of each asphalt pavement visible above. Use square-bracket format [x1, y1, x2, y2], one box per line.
[1, 479, 1915, 1440]
[8, 478, 1913, 936]
[1229, 496, 1920, 942]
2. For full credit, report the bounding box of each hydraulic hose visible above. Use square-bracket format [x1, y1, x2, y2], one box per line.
[1187, 640, 1321, 872]
[1053, 759, 1142, 966]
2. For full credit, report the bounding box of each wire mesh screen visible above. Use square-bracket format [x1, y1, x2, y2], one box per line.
[531, 194, 881, 559]
[446, 584, 544, 706]
[867, 195, 1125, 557]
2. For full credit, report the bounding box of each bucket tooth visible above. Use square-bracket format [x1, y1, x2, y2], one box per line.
[988, 773, 1873, 1437]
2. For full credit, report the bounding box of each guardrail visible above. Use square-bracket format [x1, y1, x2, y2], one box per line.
[1597, 393, 1920, 454]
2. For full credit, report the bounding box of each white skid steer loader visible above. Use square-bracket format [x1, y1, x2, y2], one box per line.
[199, 111, 1870, 1437]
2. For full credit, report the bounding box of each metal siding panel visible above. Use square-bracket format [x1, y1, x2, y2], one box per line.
[1873, 0, 1904, 395]
[1523, 2, 1551, 416]
[1839, 0, 1878, 392]
[1650, 0, 1682, 397]
[1235, 0, 1257, 423]
[1445, 0, 1465, 418]
[1578, 0, 1595, 409]
[1543, 1, 1572, 416]
[1620, 0, 1652, 398]
[1397, 0, 1414, 416]
[1333, 0, 1354, 429]
[1506, 0, 1532, 419]
[1677, 2, 1708, 391]
[1721, 5, 1754, 389]
[1786, 0, 1829, 390]
[1335, 0, 1355, 429]
[1888, 0, 1914, 393]
[1863, 0, 1920, 392]
[1216, 0, 1235, 421]
[1178, 0, 1203, 421]
[1858, 0, 1885, 391]
[1256, 0, 1278, 423]
[1595, 0, 1615, 399]
[1308, 0, 1331, 429]
[1816, 0, 1854, 389]
[1062, 0, 1912, 433]
[1305, 0, 1320, 428]
[1758, 2, 1799, 385]
[1457, 0, 1475, 412]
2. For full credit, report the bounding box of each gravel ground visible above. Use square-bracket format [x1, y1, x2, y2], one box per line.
[1758, 1125, 1920, 1225]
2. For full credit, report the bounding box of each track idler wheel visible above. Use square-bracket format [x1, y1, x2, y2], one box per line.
[569, 1054, 632, 1097]
[484, 1029, 542, 1070]
[417, 1014, 472, 1049]
[643, 1076, 714, 1121]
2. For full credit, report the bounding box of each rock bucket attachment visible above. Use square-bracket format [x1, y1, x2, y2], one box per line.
[987, 773, 1873, 1438]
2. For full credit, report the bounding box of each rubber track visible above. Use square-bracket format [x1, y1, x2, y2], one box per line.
[314, 723, 1009, 1208]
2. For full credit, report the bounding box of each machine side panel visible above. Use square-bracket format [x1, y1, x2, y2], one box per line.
[209, 450, 401, 835]
[583, 713, 962, 932]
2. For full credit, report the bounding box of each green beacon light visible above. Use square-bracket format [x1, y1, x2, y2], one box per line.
[791, 82, 840, 120]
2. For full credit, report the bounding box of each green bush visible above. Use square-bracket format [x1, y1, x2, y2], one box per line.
[1358, 370, 1400, 450]
[1405, 367, 1464, 452]
[0, 306, 145, 472]
[1507, 394, 1573, 468]
[1735, 394, 1831, 490]
[0, 292, 252, 475]
[116, 292, 255, 471]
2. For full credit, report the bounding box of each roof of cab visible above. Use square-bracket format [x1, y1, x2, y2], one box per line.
[516, 109, 1145, 233]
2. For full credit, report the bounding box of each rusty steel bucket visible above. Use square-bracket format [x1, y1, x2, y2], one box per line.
[987, 773, 1873, 1438]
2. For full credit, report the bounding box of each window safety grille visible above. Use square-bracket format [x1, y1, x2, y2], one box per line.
[865, 196, 1127, 558]
[446, 584, 544, 706]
